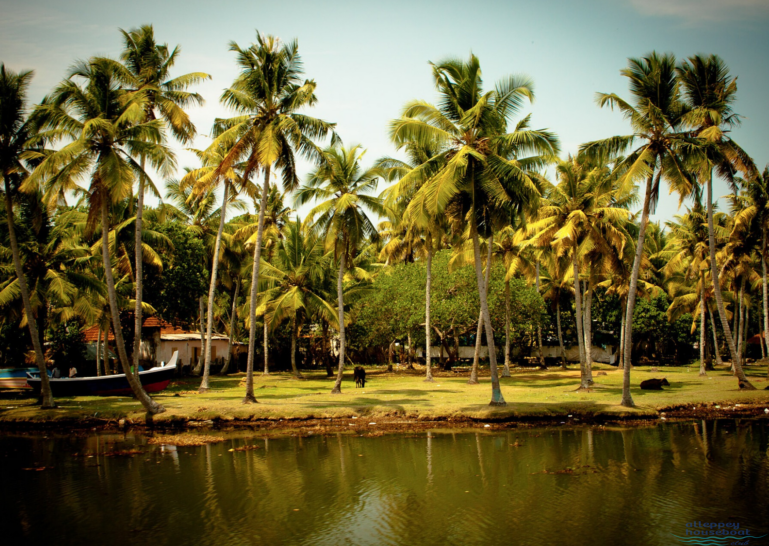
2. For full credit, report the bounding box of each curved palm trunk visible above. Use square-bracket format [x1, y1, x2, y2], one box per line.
[573, 253, 588, 389]
[469, 236, 492, 384]
[200, 181, 230, 392]
[471, 229, 505, 406]
[618, 304, 626, 370]
[762, 231, 769, 373]
[424, 232, 434, 382]
[263, 321, 269, 375]
[583, 274, 594, 382]
[4, 181, 55, 408]
[221, 278, 239, 375]
[707, 172, 754, 388]
[331, 251, 347, 394]
[96, 326, 102, 377]
[100, 195, 163, 414]
[556, 295, 567, 369]
[244, 167, 271, 404]
[132, 166, 146, 379]
[699, 272, 707, 376]
[103, 326, 110, 374]
[192, 296, 205, 375]
[736, 279, 745, 373]
[535, 261, 544, 368]
[621, 172, 657, 407]
[290, 317, 302, 379]
[502, 279, 511, 377]
[709, 306, 724, 366]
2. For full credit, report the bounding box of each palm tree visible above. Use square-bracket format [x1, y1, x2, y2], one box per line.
[378, 142, 445, 381]
[29, 58, 174, 414]
[582, 52, 695, 406]
[390, 54, 559, 405]
[659, 203, 712, 375]
[0, 65, 55, 407]
[182, 145, 252, 392]
[207, 32, 337, 403]
[297, 144, 384, 394]
[677, 54, 758, 389]
[110, 25, 208, 379]
[260, 217, 338, 378]
[528, 155, 632, 389]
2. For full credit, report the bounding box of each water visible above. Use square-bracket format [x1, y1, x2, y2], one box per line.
[1, 421, 767, 546]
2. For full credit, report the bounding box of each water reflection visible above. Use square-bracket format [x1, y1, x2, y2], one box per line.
[0, 421, 768, 546]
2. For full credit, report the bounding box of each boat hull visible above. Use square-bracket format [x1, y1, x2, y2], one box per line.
[0, 368, 38, 389]
[26, 353, 178, 397]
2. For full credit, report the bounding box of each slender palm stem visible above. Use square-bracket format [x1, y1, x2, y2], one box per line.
[100, 195, 163, 414]
[424, 232, 434, 382]
[200, 181, 229, 392]
[573, 252, 587, 388]
[700, 271, 707, 376]
[706, 171, 754, 387]
[132, 164, 146, 377]
[331, 249, 346, 394]
[244, 167, 271, 403]
[622, 172, 657, 407]
[4, 179, 55, 408]
[221, 278, 239, 375]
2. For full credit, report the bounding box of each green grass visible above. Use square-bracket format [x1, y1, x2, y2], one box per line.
[1, 362, 767, 426]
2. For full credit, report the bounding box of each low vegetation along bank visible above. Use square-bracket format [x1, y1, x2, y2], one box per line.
[1, 364, 768, 431]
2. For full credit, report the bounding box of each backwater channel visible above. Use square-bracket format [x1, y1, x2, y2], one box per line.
[1, 420, 768, 545]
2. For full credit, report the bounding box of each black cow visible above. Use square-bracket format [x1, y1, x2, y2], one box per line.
[640, 378, 670, 390]
[353, 366, 366, 388]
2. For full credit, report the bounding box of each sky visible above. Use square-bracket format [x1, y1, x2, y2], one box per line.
[1, 0, 768, 224]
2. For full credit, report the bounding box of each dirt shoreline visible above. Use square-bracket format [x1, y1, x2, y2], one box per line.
[1, 400, 766, 435]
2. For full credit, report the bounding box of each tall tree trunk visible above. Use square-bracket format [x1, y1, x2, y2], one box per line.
[699, 273, 707, 376]
[471, 228, 504, 406]
[331, 250, 347, 394]
[742, 298, 749, 364]
[706, 170, 754, 387]
[618, 302, 626, 370]
[100, 195, 163, 414]
[96, 326, 102, 377]
[263, 321, 269, 374]
[244, 167, 271, 403]
[407, 332, 414, 369]
[556, 295, 567, 369]
[4, 180, 54, 407]
[290, 316, 302, 379]
[503, 279, 511, 377]
[573, 252, 588, 389]
[468, 311, 483, 384]
[424, 232, 434, 382]
[193, 296, 205, 376]
[535, 260, 544, 369]
[103, 326, 111, 374]
[709, 306, 724, 366]
[200, 181, 229, 392]
[469, 235, 492, 384]
[583, 274, 594, 383]
[221, 278, 239, 375]
[133, 163, 146, 380]
[621, 172, 657, 407]
[763, 230, 769, 365]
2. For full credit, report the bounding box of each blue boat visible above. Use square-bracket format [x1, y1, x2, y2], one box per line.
[0, 368, 39, 389]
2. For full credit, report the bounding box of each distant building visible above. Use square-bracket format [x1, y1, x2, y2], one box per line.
[83, 317, 244, 370]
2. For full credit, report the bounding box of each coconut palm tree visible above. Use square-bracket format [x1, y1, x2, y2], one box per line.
[390, 54, 559, 405]
[107, 25, 209, 378]
[528, 155, 632, 389]
[260, 217, 338, 378]
[658, 203, 712, 375]
[297, 144, 384, 394]
[0, 65, 56, 406]
[207, 32, 337, 403]
[676, 54, 758, 389]
[581, 52, 696, 406]
[28, 58, 174, 414]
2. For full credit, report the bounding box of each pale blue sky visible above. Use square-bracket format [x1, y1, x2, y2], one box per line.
[2, 0, 768, 223]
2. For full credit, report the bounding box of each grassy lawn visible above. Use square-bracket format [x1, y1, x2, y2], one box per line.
[1, 362, 768, 426]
